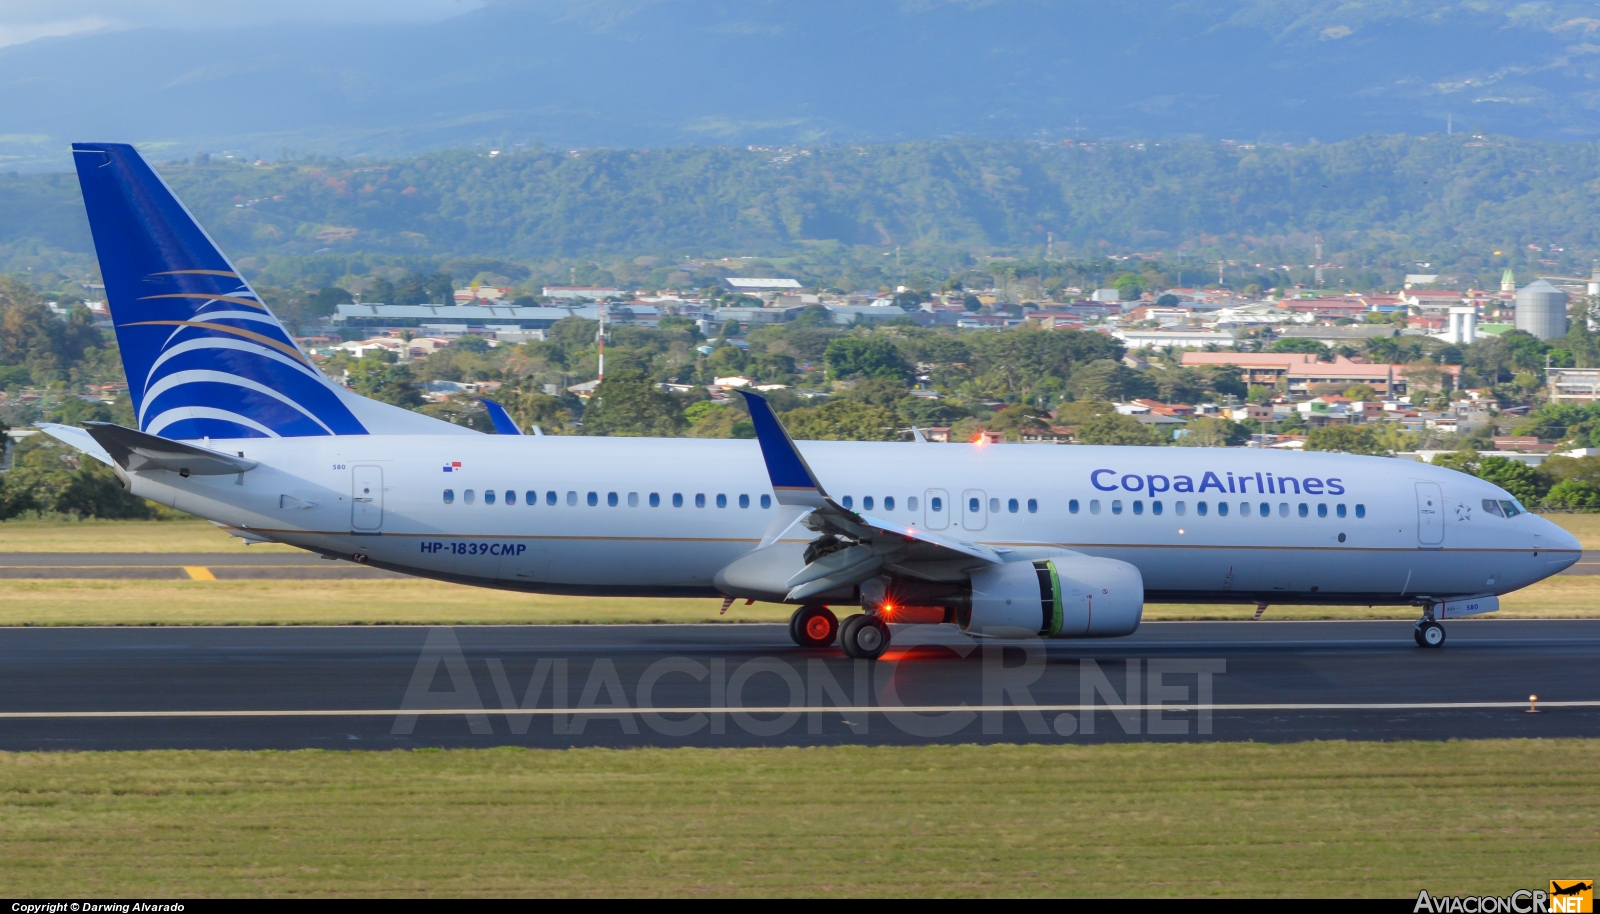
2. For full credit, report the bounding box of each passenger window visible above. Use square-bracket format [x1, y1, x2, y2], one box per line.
[504, 490, 515, 505]
[587, 492, 598, 506]
[969, 497, 980, 513]
[1317, 503, 1328, 518]
[1298, 503, 1308, 517]
[739, 494, 750, 508]
[650, 493, 661, 507]
[628, 492, 639, 507]
[716, 494, 727, 508]
[1069, 499, 1079, 514]
[547, 491, 557, 506]
[884, 496, 895, 511]
[1355, 503, 1366, 518]
[464, 489, 476, 505]
[1009, 498, 1020, 513]
[1027, 498, 1038, 513]
[842, 496, 853, 509]
[1112, 500, 1123, 515]
[1132, 500, 1143, 515]
[607, 492, 618, 507]
[1259, 502, 1269, 518]
[1152, 500, 1163, 515]
[908, 496, 919, 511]
[443, 489, 454, 504]
[1175, 501, 1186, 516]
[695, 493, 706, 508]
[484, 490, 496, 505]
[760, 494, 771, 509]
[1197, 501, 1208, 516]
[863, 496, 874, 511]
[1090, 499, 1101, 515]
[1481, 499, 1503, 517]
[931, 497, 943, 512]
[526, 490, 536, 505]
[989, 497, 999, 512]
[1278, 502, 1288, 517]
[1336, 503, 1347, 518]
[673, 493, 684, 507]
[1217, 501, 1229, 516]
[566, 491, 576, 506]
[1239, 502, 1250, 517]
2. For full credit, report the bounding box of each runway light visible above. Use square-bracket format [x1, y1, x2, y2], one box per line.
[1528, 694, 1539, 713]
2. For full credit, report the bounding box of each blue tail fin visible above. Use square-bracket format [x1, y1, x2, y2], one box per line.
[72, 143, 468, 440]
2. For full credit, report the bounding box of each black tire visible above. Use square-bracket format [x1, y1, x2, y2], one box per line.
[842, 614, 891, 660]
[1417, 620, 1446, 648]
[838, 614, 866, 658]
[1413, 625, 1426, 648]
[793, 606, 838, 648]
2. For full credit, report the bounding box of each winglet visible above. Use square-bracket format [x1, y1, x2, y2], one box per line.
[735, 390, 830, 509]
[479, 399, 522, 435]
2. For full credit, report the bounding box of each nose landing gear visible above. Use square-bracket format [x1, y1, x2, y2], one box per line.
[1413, 603, 1446, 648]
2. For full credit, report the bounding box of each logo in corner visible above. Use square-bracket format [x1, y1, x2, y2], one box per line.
[1550, 881, 1593, 914]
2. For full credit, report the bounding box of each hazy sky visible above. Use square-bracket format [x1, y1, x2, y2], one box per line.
[0, 0, 484, 48]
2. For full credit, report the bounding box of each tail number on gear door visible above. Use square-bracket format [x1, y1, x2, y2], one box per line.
[421, 541, 527, 556]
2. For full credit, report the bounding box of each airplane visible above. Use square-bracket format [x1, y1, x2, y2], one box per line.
[38, 143, 1582, 659]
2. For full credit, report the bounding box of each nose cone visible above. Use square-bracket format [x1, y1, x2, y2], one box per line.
[1535, 515, 1583, 570]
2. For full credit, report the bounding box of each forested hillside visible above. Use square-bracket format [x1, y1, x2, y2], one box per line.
[6, 134, 1600, 289]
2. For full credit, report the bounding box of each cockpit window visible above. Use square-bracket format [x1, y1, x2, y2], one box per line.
[1482, 498, 1504, 518]
[1500, 500, 1523, 518]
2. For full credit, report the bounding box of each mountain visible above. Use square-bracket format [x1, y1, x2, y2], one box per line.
[3, 1, 1600, 170]
[6, 134, 1600, 282]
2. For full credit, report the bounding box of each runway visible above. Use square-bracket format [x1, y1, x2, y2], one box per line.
[0, 620, 1596, 750]
[4, 551, 1599, 579]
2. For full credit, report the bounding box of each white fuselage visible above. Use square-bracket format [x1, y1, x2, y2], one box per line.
[122, 436, 1581, 605]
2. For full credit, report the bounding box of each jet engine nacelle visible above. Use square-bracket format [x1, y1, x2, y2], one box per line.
[963, 555, 1143, 638]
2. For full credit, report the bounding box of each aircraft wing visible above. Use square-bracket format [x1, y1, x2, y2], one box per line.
[736, 390, 1002, 601]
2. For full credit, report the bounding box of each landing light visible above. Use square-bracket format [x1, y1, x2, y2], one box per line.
[1178, 528, 1185, 535]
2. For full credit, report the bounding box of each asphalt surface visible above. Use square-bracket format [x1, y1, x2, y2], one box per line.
[0, 620, 1595, 750]
[4, 551, 1600, 579]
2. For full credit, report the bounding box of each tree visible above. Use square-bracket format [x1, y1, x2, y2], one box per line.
[1545, 478, 1600, 508]
[1069, 359, 1151, 402]
[1155, 293, 1180, 307]
[962, 293, 983, 312]
[1074, 413, 1164, 446]
[1305, 425, 1387, 455]
[346, 360, 424, 408]
[580, 370, 685, 437]
[53, 462, 156, 519]
[1112, 273, 1144, 300]
[1269, 338, 1330, 357]
[1176, 416, 1249, 447]
[823, 337, 909, 381]
[781, 399, 898, 440]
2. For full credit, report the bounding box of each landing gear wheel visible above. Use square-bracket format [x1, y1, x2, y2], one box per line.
[1415, 620, 1446, 648]
[789, 605, 838, 648]
[839, 613, 890, 660]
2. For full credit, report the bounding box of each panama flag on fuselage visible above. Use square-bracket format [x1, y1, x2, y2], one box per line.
[71, 143, 369, 440]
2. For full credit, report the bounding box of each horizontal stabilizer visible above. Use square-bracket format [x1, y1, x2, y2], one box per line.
[82, 422, 258, 475]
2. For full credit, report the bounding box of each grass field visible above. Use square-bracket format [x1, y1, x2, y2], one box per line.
[1, 740, 1594, 896]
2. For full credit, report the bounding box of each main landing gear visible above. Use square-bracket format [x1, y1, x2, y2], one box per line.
[788, 605, 838, 649]
[838, 613, 891, 660]
[786, 605, 892, 659]
[1414, 605, 1446, 649]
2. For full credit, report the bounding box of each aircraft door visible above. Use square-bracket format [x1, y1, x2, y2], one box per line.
[1416, 482, 1443, 546]
[924, 489, 950, 530]
[962, 489, 987, 531]
[352, 465, 384, 531]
